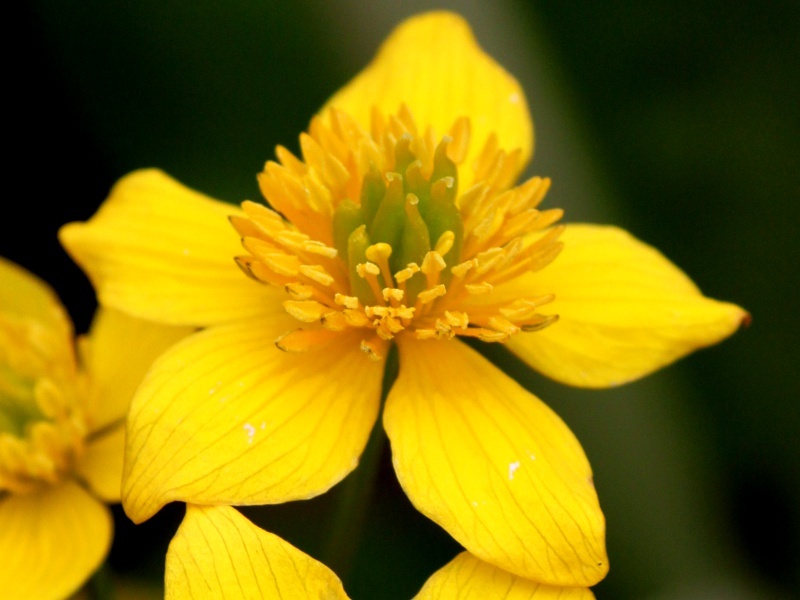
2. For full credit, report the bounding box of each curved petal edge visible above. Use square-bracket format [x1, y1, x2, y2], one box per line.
[166, 505, 350, 600]
[385, 337, 607, 586]
[59, 169, 282, 327]
[415, 552, 595, 600]
[505, 224, 749, 387]
[323, 11, 534, 172]
[122, 318, 384, 523]
[0, 481, 112, 600]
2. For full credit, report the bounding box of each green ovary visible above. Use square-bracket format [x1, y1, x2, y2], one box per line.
[0, 368, 43, 437]
[332, 135, 464, 305]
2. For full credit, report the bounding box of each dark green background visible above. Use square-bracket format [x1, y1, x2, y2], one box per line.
[6, 1, 798, 598]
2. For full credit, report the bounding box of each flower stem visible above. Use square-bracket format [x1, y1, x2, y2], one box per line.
[320, 344, 398, 582]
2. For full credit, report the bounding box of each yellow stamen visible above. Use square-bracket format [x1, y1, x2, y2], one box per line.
[235, 106, 563, 357]
[275, 329, 340, 352]
[366, 243, 395, 289]
[356, 262, 385, 304]
[283, 300, 327, 323]
[360, 337, 386, 361]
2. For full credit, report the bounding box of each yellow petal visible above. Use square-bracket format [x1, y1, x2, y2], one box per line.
[0, 481, 112, 600]
[76, 424, 125, 503]
[59, 169, 283, 327]
[415, 552, 595, 600]
[166, 505, 349, 600]
[0, 257, 72, 337]
[505, 225, 749, 387]
[323, 11, 533, 171]
[123, 317, 384, 523]
[82, 307, 193, 432]
[385, 338, 607, 586]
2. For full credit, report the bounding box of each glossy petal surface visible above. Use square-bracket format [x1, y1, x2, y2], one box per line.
[0, 481, 112, 600]
[59, 170, 281, 327]
[323, 11, 533, 175]
[415, 552, 595, 600]
[504, 225, 748, 387]
[123, 317, 384, 523]
[385, 338, 607, 586]
[166, 505, 349, 600]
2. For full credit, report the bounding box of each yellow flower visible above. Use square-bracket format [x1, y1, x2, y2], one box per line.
[0, 258, 190, 599]
[164, 504, 595, 599]
[59, 11, 747, 588]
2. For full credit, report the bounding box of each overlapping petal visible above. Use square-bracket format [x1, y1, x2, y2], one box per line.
[323, 11, 533, 177]
[166, 505, 349, 600]
[0, 481, 112, 600]
[81, 307, 193, 432]
[415, 552, 595, 600]
[503, 225, 748, 387]
[76, 424, 126, 503]
[384, 338, 607, 586]
[59, 170, 282, 327]
[123, 317, 384, 523]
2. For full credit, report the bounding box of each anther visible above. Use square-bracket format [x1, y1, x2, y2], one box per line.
[301, 240, 338, 258]
[394, 263, 420, 284]
[382, 288, 404, 303]
[450, 260, 475, 279]
[334, 294, 360, 309]
[344, 310, 371, 328]
[465, 282, 493, 295]
[486, 316, 520, 335]
[356, 262, 385, 304]
[299, 264, 335, 287]
[262, 253, 302, 277]
[360, 337, 385, 361]
[421, 251, 446, 291]
[417, 285, 446, 305]
[366, 243, 395, 288]
[283, 300, 328, 323]
[276, 329, 339, 352]
[421, 251, 446, 275]
[520, 314, 560, 332]
[285, 282, 314, 300]
[444, 311, 469, 329]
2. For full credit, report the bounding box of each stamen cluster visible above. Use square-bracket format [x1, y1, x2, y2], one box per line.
[231, 106, 564, 359]
[0, 317, 87, 494]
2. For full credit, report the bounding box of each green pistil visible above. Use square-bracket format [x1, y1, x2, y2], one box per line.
[333, 199, 365, 265]
[369, 174, 406, 255]
[0, 389, 44, 438]
[0, 363, 46, 436]
[398, 195, 430, 302]
[392, 134, 416, 179]
[360, 165, 386, 228]
[332, 137, 464, 304]
[346, 225, 376, 304]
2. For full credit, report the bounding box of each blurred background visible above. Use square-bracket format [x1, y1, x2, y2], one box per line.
[6, 1, 798, 598]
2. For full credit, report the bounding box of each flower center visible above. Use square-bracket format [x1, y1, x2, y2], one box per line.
[232, 106, 564, 359]
[0, 317, 87, 494]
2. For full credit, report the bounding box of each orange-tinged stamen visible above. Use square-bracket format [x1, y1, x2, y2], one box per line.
[233, 105, 564, 356]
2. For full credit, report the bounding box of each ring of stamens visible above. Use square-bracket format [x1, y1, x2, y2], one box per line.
[232, 105, 564, 360]
[0, 317, 88, 494]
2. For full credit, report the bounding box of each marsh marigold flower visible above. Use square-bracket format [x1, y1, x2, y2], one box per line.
[0, 258, 189, 599]
[60, 11, 747, 589]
